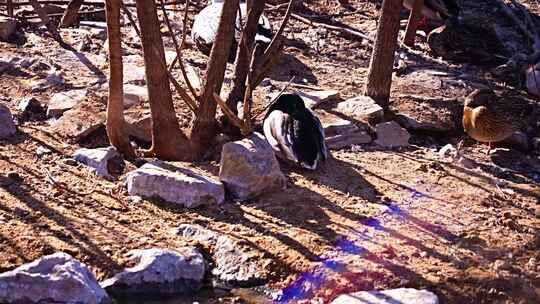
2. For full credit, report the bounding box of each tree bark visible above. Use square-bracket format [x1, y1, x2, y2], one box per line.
[226, 0, 265, 112]
[135, 0, 193, 160]
[190, 0, 239, 157]
[7, 0, 14, 17]
[60, 0, 84, 27]
[364, 0, 403, 108]
[105, 0, 135, 159]
[403, 0, 423, 46]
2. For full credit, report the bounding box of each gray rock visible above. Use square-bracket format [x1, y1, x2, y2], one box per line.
[50, 103, 105, 142]
[125, 113, 152, 143]
[47, 89, 87, 118]
[219, 132, 286, 201]
[375, 121, 410, 148]
[0, 252, 111, 304]
[317, 110, 372, 150]
[438, 143, 457, 159]
[175, 224, 269, 286]
[18, 97, 46, 121]
[74, 147, 124, 180]
[336, 96, 384, 122]
[0, 17, 17, 41]
[331, 288, 438, 304]
[126, 161, 225, 208]
[101, 248, 205, 297]
[123, 84, 148, 108]
[0, 104, 16, 139]
[296, 90, 340, 109]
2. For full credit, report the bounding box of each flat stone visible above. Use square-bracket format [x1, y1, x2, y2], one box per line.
[126, 161, 225, 208]
[335, 96, 384, 122]
[0, 17, 17, 41]
[219, 132, 286, 201]
[0, 104, 16, 139]
[175, 224, 269, 287]
[375, 121, 410, 148]
[49, 102, 105, 142]
[296, 90, 340, 109]
[316, 110, 372, 149]
[123, 62, 146, 85]
[331, 288, 439, 304]
[47, 89, 87, 118]
[73, 146, 125, 180]
[0, 252, 111, 304]
[123, 84, 148, 108]
[18, 97, 46, 121]
[101, 248, 205, 298]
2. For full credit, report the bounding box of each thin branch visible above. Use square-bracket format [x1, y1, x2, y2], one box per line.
[213, 92, 245, 130]
[121, 3, 141, 37]
[160, 0, 199, 99]
[262, 0, 295, 60]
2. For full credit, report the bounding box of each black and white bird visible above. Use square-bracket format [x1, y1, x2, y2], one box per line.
[191, 0, 273, 59]
[263, 93, 327, 170]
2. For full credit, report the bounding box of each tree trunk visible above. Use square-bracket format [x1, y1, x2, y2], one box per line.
[190, 0, 240, 157]
[7, 0, 14, 17]
[60, 0, 84, 27]
[135, 0, 193, 160]
[226, 0, 265, 112]
[403, 0, 423, 46]
[364, 0, 403, 108]
[29, 0, 60, 40]
[105, 0, 135, 159]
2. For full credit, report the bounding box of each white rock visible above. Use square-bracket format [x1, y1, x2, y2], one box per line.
[126, 161, 225, 208]
[0, 104, 16, 139]
[327, 131, 372, 150]
[123, 62, 146, 85]
[438, 144, 457, 159]
[101, 248, 206, 297]
[73, 147, 125, 180]
[47, 89, 87, 118]
[0, 252, 111, 304]
[375, 121, 410, 148]
[0, 17, 17, 41]
[336, 96, 384, 122]
[123, 84, 148, 108]
[219, 132, 286, 201]
[317, 110, 372, 150]
[296, 90, 340, 109]
[331, 288, 439, 304]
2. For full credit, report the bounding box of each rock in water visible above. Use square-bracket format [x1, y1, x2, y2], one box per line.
[331, 288, 439, 304]
[73, 147, 125, 180]
[101, 248, 206, 298]
[0, 104, 16, 139]
[126, 161, 225, 208]
[0, 252, 111, 304]
[375, 121, 410, 148]
[219, 132, 286, 201]
[175, 224, 270, 287]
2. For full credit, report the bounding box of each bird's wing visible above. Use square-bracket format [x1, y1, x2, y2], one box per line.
[308, 108, 328, 161]
[263, 110, 299, 163]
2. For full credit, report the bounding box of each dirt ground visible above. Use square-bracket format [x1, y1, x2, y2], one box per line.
[0, 0, 539, 303]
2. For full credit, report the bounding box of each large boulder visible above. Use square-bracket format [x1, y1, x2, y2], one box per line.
[176, 224, 270, 287]
[331, 288, 439, 304]
[73, 146, 125, 180]
[0, 252, 111, 304]
[219, 132, 286, 201]
[101, 248, 206, 298]
[0, 104, 16, 139]
[126, 161, 225, 208]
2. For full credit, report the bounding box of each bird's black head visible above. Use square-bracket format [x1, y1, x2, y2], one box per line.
[465, 89, 496, 108]
[266, 93, 307, 117]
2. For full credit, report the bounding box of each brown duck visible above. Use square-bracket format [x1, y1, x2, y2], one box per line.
[462, 89, 532, 154]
